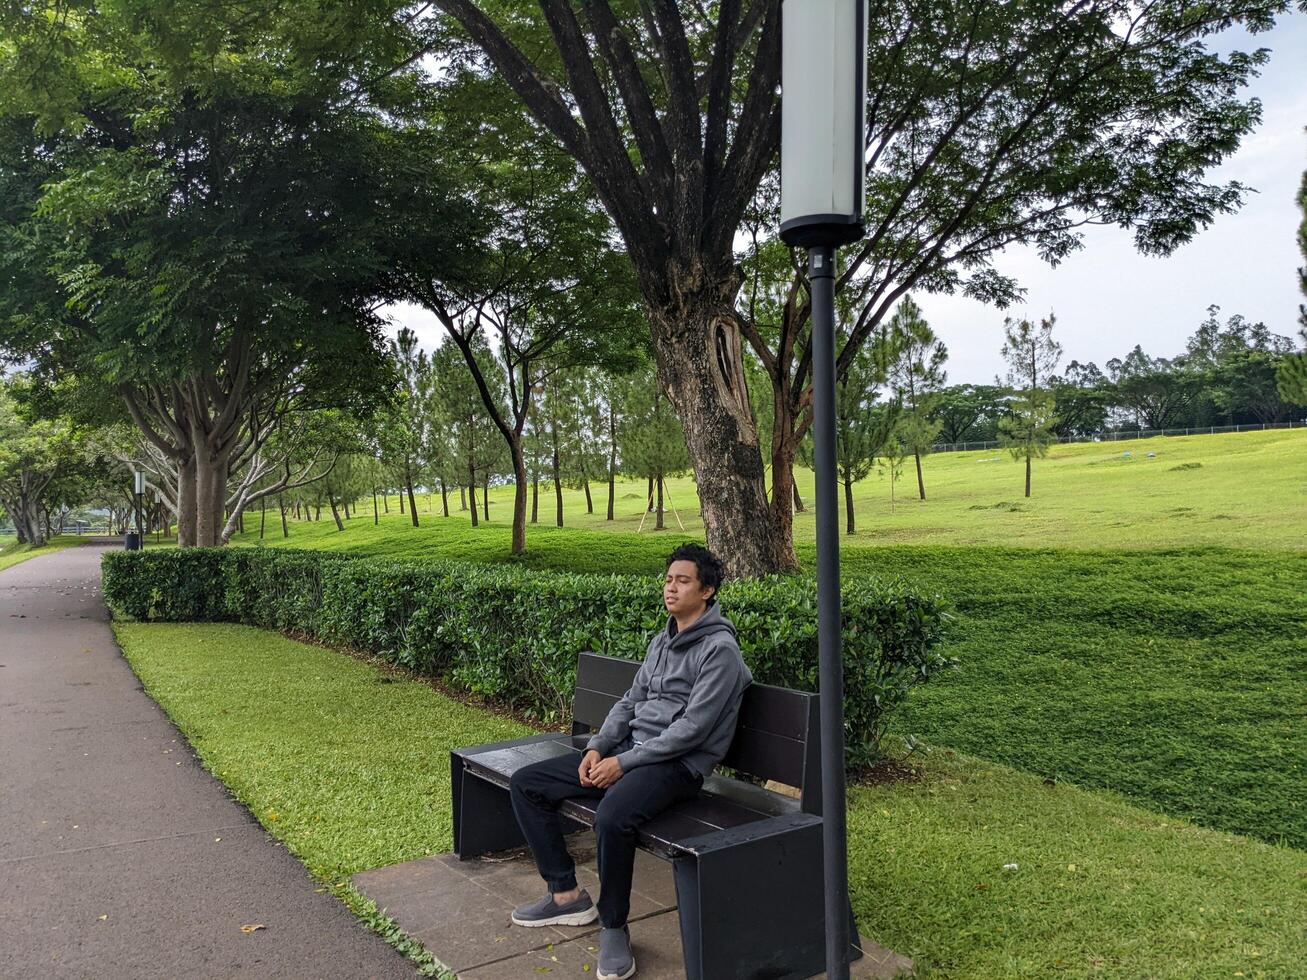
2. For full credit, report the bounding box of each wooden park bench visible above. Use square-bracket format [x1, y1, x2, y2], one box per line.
[451, 651, 863, 980]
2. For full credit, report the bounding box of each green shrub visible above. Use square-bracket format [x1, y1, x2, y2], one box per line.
[102, 547, 952, 764]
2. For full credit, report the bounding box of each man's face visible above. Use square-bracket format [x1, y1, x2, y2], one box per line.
[664, 559, 714, 618]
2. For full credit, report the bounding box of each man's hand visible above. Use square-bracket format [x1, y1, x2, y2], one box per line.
[589, 756, 624, 789]
[578, 749, 602, 787]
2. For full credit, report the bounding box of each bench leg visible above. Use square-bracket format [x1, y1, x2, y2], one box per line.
[672, 819, 862, 980]
[451, 753, 527, 859]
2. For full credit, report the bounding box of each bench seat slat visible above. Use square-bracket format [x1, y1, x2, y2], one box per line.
[461, 741, 801, 859]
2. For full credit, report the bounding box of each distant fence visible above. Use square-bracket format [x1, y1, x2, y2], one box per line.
[0, 525, 116, 537]
[933, 419, 1306, 455]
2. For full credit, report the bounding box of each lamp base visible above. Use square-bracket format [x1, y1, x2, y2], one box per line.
[779, 214, 866, 248]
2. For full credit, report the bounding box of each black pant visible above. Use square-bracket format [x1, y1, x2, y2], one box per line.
[509, 750, 703, 928]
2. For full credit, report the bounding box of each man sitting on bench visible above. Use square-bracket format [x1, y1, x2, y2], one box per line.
[508, 543, 753, 980]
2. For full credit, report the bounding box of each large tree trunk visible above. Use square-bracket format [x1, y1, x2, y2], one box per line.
[439, 480, 449, 518]
[766, 393, 803, 565]
[328, 492, 344, 531]
[582, 476, 593, 515]
[194, 451, 228, 547]
[651, 300, 790, 577]
[459, 484, 467, 511]
[177, 456, 198, 547]
[398, 489, 405, 514]
[915, 452, 926, 501]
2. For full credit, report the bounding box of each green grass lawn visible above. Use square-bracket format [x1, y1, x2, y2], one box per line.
[112, 622, 1307, 980]
[236, 428, 1306, 552]
[0, 535, 81, 572]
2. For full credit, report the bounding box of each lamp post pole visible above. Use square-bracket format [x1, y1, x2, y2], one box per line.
[808, 244, 848, 978]
[779, 3, 866, 976]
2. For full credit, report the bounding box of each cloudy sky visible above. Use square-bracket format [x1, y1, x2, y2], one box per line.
[385, 15, 1307, 386]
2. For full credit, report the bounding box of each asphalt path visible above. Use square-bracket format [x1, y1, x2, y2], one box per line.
[0, 541, 419, 979]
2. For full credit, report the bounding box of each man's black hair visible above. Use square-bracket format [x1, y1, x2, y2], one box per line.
[666, 543, 725, 605]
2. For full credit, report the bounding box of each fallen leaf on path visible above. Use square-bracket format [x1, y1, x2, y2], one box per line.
[97, 915, 108, 921]
[240, 924, 266, 934]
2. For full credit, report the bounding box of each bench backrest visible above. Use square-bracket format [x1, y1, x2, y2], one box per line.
[571, 651, 824, 815]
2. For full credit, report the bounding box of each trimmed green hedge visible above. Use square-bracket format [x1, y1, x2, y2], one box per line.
[102, 547, 952, 764]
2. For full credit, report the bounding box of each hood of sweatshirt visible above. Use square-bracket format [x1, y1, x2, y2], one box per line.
[666, 602, 737, 651]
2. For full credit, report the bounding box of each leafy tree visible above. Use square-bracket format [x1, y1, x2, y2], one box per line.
[887, 297, 947, 500]
[1186, 305, 1295, 424]
[380, 329, 430, 527]
[431, 338, 503, 527]
[1050, 361, 1111, 438]
[0, 376, 77, 546]
[928, 384, 1009, 445]
[998, 315, 1062, 498]
[388, 72, 641, 554]
[1106, 346, 1201, 430]
[0, 1, 455, 546]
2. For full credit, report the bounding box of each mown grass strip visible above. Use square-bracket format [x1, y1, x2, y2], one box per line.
[113, 622, 1307, 980]
[0, 535, 81, 573]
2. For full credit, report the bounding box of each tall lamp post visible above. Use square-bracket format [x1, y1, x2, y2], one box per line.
[779, 2, 867, 978]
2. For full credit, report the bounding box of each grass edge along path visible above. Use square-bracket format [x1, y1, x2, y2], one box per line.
[0, 535, 81, 573]
[111, 622, 1306, 980]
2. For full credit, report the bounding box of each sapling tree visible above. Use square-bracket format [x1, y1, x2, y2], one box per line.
[998, 315, 1062, 498]
[887, 297, 947, 501]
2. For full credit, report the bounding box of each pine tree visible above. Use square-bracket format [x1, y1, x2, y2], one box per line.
[888, 297, 948, 500]
[998, 315, 1063, 498]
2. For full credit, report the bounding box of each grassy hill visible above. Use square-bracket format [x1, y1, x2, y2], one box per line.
[238, 428, 1306, 553]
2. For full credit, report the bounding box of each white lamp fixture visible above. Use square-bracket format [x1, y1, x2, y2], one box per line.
[779, 0, 868, 248]
[134, 471, 146, 495]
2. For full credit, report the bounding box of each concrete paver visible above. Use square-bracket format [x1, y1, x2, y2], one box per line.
[353, 833, 914, 978]
[0, 542, 418, 979]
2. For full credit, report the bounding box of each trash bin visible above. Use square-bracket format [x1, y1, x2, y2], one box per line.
[124, 531, 142, 551]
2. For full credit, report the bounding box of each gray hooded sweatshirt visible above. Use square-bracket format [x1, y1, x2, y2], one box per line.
[587, 604, 753, 779]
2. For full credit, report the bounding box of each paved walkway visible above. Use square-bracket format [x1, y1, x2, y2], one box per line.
[0, 542, 418, 979]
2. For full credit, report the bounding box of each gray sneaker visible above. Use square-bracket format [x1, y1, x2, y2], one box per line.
[510, 889, 599, 928]
[598, 925, 636, 980]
